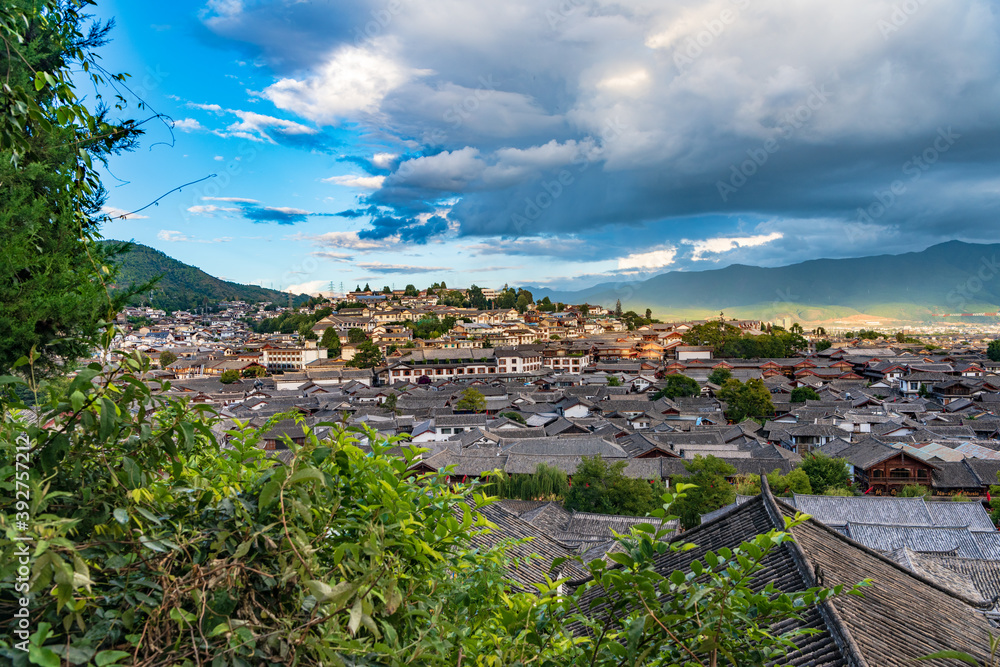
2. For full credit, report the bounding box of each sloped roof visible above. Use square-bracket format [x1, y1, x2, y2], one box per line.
[844, 522, 988, 559]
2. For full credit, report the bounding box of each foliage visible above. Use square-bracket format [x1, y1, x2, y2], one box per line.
[718, 378, 775, 423]
[670, 455, 737, 529]
[499, 411, 526, 424]
[319, 327, 341, 355]
[952, 493, 971, 502]
[0, 343, 865, 667]
[346, 340, 383, 369]
[681, 322, 806, 359]
[0, 1, 156, 375]
[707, 367, 732, 385]
[405, 314, 457, 340]
[800, 452, 851, 495]
[241, 365, 265, 378]
[919, 633, 999, 667]
[652, 374, 699, 400]
[988, 340, 1000, 362]
[816, 339, 833, 352]
[403, 284, 419, 297]
[255, 307, 331, 335]
[347, 327, 367, 344]
[487, 464, 568, 501]
[766, 469, 812, 496]
[219, 369, 240, 384]
[822, 487, 855, 497]
[515, 289, 533, 313]
[436, 290, 468, 308]
[158, 350, 177, 369]
[455, 388, 487, 413]
[900, 484, 931, 498]
[564, 457, 666, 516]
[606, 376, 622, 387]
[110, 242, 307, 313]
[790, 386, 821, 403]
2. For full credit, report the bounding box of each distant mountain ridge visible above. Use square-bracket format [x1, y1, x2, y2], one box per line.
[103, 240, 307, 312]
[529, 241, 1000, 322]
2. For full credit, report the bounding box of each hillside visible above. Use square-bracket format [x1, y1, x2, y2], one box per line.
[103, 240, 308, 312]
[529, 241, 1000, 323]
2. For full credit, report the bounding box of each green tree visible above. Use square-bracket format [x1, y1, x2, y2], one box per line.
[220, 369, 240, 384]
[298, 324, 318, 340]
[718, 378, 775, 422]
[645, 308, 652, 320]
[320, 327, 341, 356]
[580, 303, 590, 317]
[348, 327, 368, 344]
[988, 339, 1000, 362]
[403, 284, 419, 297]
[382, 285, 391, 294]
[652, 374, 700, 400]
[606, 375, 622, 387]
[614, 299, 623, 317]
[670, 455, 737, 529]
[158, 350, 177, 369]
[515, 289, 533, 313]
[900, 484, 930, 498]
[800, 452, 851, 494]
[499, 411, 526, 424]
[766, 468, 812, 496]
[564, 456, 665, 516]
[241, 365, 265, 378]
[346, 340, 383, 368]
[363, 282, 371, 292]
[707, 367, 732, 385]
[0, 3, 146, 376]
[455, 387, 487, 413]
[814, 326, 827, 336]
[816, 339, 833, 352]
[489, 464, 568, 501]
[790, 386, 821, 403]
[383, 392, 398, 414]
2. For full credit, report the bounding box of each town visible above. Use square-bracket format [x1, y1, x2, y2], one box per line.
[115, 284, 1000, 635]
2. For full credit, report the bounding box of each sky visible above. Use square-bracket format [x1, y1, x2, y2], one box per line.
[95, 0, 1000, 294]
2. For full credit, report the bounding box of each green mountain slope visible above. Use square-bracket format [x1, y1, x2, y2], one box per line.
[103, 241, 307, 312]
[530, 241, 1000, 322]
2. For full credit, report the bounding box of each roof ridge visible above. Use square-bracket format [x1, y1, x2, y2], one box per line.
[770, 494, 993, 610]
[760, 475, 870, 667]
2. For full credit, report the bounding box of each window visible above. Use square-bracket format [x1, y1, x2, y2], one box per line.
[871, 469, 885, 479]
[916, 469, 929, 480]
[889, 468, 910, 480]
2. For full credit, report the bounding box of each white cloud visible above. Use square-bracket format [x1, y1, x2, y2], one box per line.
[617, 246, 678, 271]
[355, 262, 450, 273]
[684, 232, 784, 260]
[296, 231, 394, 251]
[172, 118, 204, 132]
[262, 43, 429, 123]
[101, 206, 148, 220]
[203, 196, 259, 203]
[286, 279, 329, 294]
[217, 109, 318, 143]
[312, 251, 353, 261]
[214, 155, 224, 161]
[372, 152, 398, 168]
[157, 229, 232, 243]
[186, 102, 224, 113]
[322, 174, 386, 189]
[186, 205, 239, 216]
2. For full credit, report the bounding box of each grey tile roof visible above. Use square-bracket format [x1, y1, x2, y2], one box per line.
[844, 522, 988, 559]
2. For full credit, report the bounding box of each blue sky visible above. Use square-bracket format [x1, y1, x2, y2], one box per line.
[96, 0, 1000, 294]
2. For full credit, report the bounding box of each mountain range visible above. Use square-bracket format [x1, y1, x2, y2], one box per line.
[104, 241, 308, 313]
[529, 241, 1000, 323]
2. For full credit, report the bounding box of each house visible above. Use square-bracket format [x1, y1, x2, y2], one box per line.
[838, 438, 937, 495]
[571, 477, 998, 664]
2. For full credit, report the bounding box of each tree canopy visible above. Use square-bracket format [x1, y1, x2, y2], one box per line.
[455, 387, 487, 413]
[800, 452, 851, 494]
[651, 374, 700, 400]
[670, 455, 737, 529]
[564, 456, 666, 516]
[718, 378, 775, 423]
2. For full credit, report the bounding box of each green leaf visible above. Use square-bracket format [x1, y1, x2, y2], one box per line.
[113, 508, 128, 525]
[917, 651, 979, 665]
[70, 390, 85, 412]
[288, 468, 325, 486]
[95, 650, 132, 666]
[28, 644, 61, 667]
[259, 480, 279, 508]
[348, 597, 363, 635]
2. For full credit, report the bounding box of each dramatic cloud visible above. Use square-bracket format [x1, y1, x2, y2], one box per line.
[199, 0, 1000, 272]
[295, 230, 395, 251]
[187, 197, 327, 224]
[685, 232, 784, 260]
[618, 247, 679, 271]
